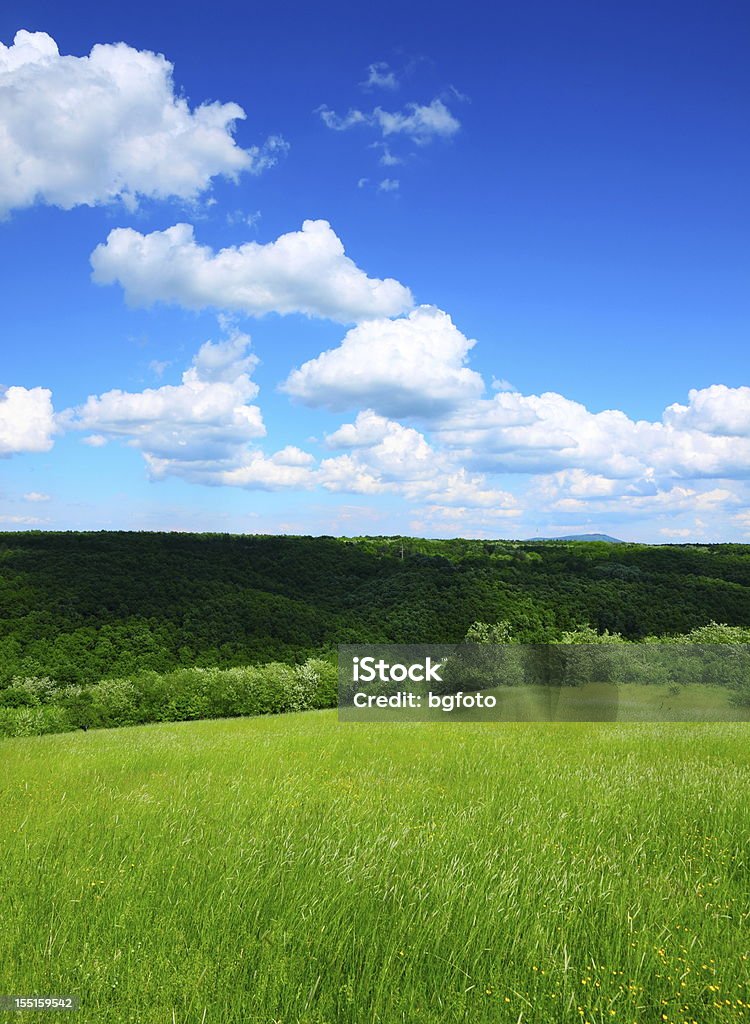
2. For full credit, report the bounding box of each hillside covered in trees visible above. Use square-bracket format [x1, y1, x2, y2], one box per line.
[1, 531, 749, 684]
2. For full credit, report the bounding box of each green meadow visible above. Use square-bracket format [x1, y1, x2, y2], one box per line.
[1, 713, 748, 1024]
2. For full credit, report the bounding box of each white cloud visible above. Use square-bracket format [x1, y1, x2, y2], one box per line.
[416, 469, 520, 510]
[545, 469, 622, 499]
[360, 62, 398, 91]
[317, 106, 370, 131]
[322, 413, 433, 486]
[734, 511, 750, 534]
[317, 454, 384, 495]
[23, 491, 50, 502]
[318, 98, 460, 144]
[59, 333, 329, 494]
[0, 514, 49, 525]
[282, 305, 484, 417]
[528, 468, 746, 537]
[378, 178, 400, 192]
[549, 498, 587, 513]
[437, 392, 647, 476]
[436, 387, 750, 481]
[325, 409, 396, 449]
[0, 30, 281, 215]
[0, 386, 56, 456]
[272, 445, 316, 467]
[663, 384, 750, 437]
[373, 143, 402, 166]
[420, 504, 521, 523]
[219, 448, 316, 490]
[61, 330, 265, 472]
[125, 442, 317, 492]
[91, 219, 413, 323]
[321, 410, 518, 512]
[618, 486, 742, 515]
[51, 330, 750, 533]
[374, 99, 460, 144]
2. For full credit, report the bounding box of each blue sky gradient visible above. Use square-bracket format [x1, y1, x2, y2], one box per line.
[1, 0, 748, 540]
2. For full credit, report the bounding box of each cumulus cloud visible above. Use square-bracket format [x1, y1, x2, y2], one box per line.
[117, 443, 317, 492]
[321, 410, 518, 512]
[282, 305, 484, 417]
[91, 219, 413, 323]
[437, 392, 646, 476]
[23, 491, 50, 502]
[61, 330, 265, 473]
[540, 469, 623, 499]
[317, 98, 460, 144]
[0, 386, 56, 456]
[436, 386, 750, 481]
[416, 470, 520, 511]
[57, 332, 499, 502]
[627, 487, 742, 512]
[219, 448, 316, 490]
[322, 412, 432, 485]
[325, 409, 396, 449]
[53, 335, 750, 532]
[539, 475, 743, 517]
[0, 30, 281, 215]
[663, 384, 750, 437]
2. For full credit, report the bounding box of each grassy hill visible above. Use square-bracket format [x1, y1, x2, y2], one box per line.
[1, 531, 750, 683]
[1, 712, 748, 1023]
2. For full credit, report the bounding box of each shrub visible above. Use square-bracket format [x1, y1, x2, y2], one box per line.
[0, 705, 72, 738]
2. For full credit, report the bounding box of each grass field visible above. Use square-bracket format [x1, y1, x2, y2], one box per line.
[1, 713, 748, 1024]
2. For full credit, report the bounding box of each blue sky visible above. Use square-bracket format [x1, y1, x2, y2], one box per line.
[1, 0, 748, 540]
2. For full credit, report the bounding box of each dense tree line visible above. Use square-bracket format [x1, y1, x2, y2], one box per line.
[0, 658, 338, 737]
[0, 531, 749, 684]
[2, 621, 748, 739]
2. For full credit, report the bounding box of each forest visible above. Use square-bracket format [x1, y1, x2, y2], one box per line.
[1, 531, 749, 684]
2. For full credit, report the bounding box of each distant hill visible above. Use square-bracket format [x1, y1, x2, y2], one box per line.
[534, 533, 627, 543]
[0, 531, 748, 683]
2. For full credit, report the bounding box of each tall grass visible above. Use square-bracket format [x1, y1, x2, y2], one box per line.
[1, 714, 748, 1023]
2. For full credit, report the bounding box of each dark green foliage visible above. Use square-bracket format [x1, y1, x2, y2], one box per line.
[0, 531, 749, 683]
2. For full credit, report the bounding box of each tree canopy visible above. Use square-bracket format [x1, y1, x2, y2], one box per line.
[0, 531, 748, 683]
